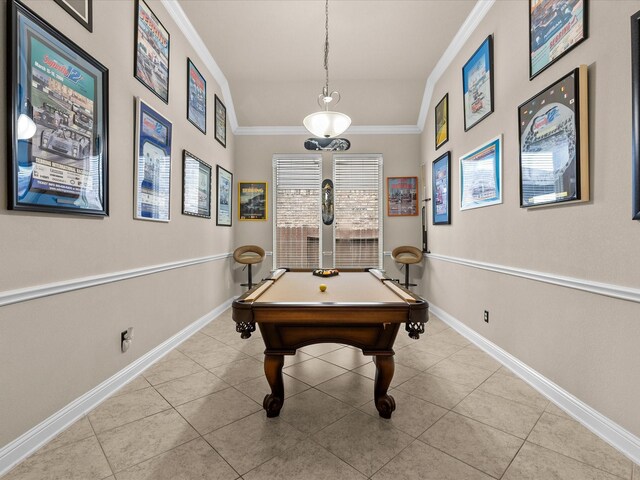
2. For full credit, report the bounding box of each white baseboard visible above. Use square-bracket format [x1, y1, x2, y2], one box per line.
[429, 303, 640, 465]
[0, 296, 235, 476]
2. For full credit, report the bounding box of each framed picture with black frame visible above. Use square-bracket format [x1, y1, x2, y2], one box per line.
[529, 0, 588, 80]
[432, 151, 451, 225]
[134, 0, 170, 103]
[215, 94, 226, 148]
[8, 0, 108, 216]
[518, 66, 589, 208]
[631, 8, 640, 220]
[182, 150, 211, 219]
[239, 182, 267, 220]
[435, 93, 449, 150]
[462, 35, 494, 131]
[216, 165, 233, 226]
[187, 58, 206, 134]
[54, 0, 92, 32]
[387, 177, 418, 216]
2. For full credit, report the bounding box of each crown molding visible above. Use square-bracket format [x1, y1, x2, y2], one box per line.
[162, 0, 495, 136]
[160, 0, 239, 132]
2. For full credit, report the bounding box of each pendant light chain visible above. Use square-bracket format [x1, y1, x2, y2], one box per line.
[324, 0, 329, 94]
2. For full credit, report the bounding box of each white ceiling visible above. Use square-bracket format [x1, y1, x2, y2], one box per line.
[175, 0, 479, 130]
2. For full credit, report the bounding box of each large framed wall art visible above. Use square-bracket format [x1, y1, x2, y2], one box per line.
[8, 0, 109, 216]
[631, 9, 640, 220]
[239, 182, 267, 220]
[462, 35, 494, 131]
[432, 152, 451, 225]
[54, 0, 92, 32]
[529, 0, 587, 79]
[187, 58, 206, 134]
[435, 93, 449, 150]
[459, 135, 502, 211]
[215, 94, 227, 148]
[134, 98, 172, 222]
[182, 150, 211, 219]
[518, 66, 589, 208]
[216, 165, 233, 226]
[134, 0, 170, 103]
[387, 177, 418, 216]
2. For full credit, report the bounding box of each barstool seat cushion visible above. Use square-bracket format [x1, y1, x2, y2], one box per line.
[234, 245, 265, 265]
[391, 246, 423, 265]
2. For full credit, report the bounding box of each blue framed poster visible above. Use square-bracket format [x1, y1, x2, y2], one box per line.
[8, 0, 108, 216]
[187, 58, 206, 134]
[459, 135, 502, 211]
[432, 151, 451, 224]
[134, 97, 172, 221]
[462, 35, 494, 131]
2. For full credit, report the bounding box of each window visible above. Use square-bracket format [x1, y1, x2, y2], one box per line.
[333, 154, 383, 269]
[272, 154, 322, 268]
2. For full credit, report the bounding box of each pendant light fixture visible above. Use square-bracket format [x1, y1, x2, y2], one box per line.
[303, 0, 351, 138]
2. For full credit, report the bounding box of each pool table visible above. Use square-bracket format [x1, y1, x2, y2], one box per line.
[232, 268, 428, 419]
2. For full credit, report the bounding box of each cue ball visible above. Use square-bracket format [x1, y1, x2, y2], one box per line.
[319, 284, 327, 292]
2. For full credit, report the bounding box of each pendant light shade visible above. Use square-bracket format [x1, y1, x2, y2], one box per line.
[303, 0, 350, 138]
[303, 110, 351, 138]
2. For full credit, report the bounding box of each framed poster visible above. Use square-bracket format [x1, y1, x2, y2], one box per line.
[432, 152, 451, 225]
[215, 94, 226, 147]
[187, 58, 206, 134]
[518, 66, 589, 208]
[239, 182, 267, 220]
[182, 150, 211, 218]
[8, 0, 108, 216]
[134, 0, 170, 103]
[216, 165, 233, 226]
[134, 98, 172, 222]
[530, 0, 587, 79]
[54, 0, 92, 32]
[462, 35, 494, 131]
[631, 9, 640, 220]
[387, 177, 418, 216]
[460, 135, 502, 211]
[435, 93, 449, 150]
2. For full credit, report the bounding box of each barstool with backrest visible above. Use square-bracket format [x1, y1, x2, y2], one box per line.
[233, 245, 265, 290]
[391, 245, 423, 289]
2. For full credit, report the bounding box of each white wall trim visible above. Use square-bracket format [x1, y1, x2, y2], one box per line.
[416, 0, 495, 131]
[429, 303, 640, 465]
[428, 253, 640, 304]
[0, 253, 232, 308]
[0, 297, 236, 477]
[161, 0, 493, 136]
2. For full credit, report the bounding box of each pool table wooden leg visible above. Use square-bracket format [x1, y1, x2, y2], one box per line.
[374, 355, 396, 419]
[263, 354, 285, 417]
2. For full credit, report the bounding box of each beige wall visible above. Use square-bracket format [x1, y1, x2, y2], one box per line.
[421, 0, 640, 436]
[0, 0, 235, 447]
[234, 134, 423, 284]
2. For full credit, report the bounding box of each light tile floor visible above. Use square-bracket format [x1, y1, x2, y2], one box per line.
[3, 309, 638, 479]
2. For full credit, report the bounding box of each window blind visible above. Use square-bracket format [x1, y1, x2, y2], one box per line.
[333, 154, 383, 269]
[272, 155, 322, 269]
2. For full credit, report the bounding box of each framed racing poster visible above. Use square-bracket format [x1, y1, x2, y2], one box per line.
[239, 182, 267, 220]
[387, 177, 418, 216]
[187, 58, 206, 134]
[8, 0, 108, 216]
[215, 94, 226, 148]
[216, 165, 232, 226]
[518, 66, 589, 207]
[529, 0, 587, 79]
[432, 152, 451, 225]
[134, 97, 172, 222]
[435, 93, 449, 150]
[632, 9, 640, 220]
[54, 0, 92, 32]
[462, 35, 494, 131]
[134, 0, 170, 103]
[460, 135, 503, 211]
[182, 150, 211, 219]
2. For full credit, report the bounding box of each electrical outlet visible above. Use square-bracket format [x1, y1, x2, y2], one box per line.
[121, 327, 134, 353]
[483, 310, 489, 323]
